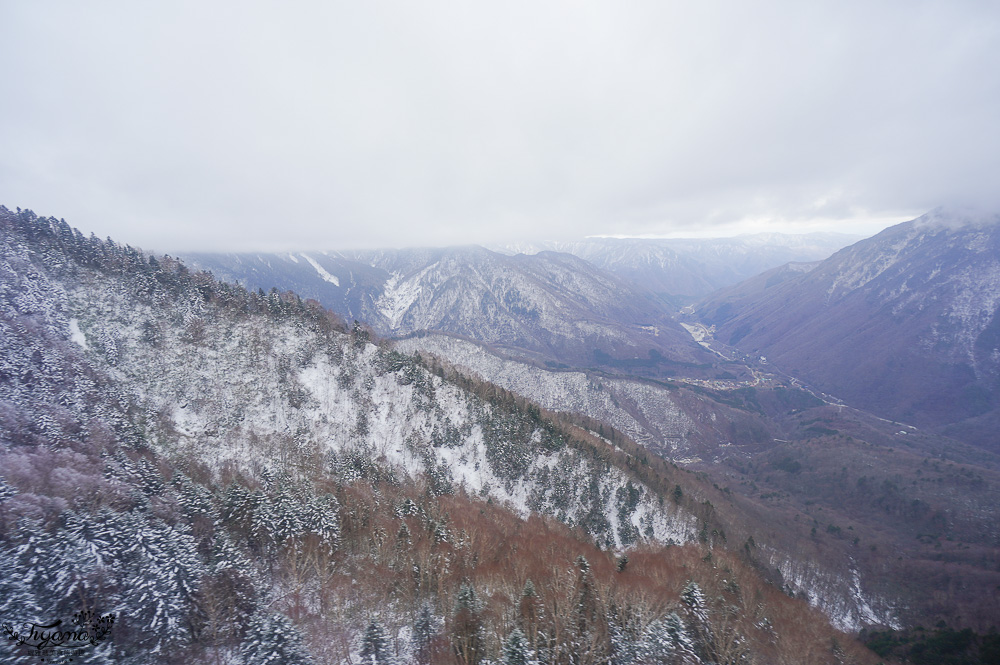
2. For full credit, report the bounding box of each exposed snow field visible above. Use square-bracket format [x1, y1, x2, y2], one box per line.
[68, 317, 88, 349]
[376, 268, 430, 329]
[301, 253, 339, 285]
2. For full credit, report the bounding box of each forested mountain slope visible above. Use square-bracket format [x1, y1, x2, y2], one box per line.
[395, 332, 1000, 638]
[0, 206, 883, 664]
[182, 246, 717, 375]
[697, 208, 1000, 452]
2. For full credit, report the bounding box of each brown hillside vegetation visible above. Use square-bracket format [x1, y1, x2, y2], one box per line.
[0, 207, 884, 663]
[295, 475, 881, 665]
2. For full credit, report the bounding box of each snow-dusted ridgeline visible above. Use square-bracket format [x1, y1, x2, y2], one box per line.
[64, 269, 695, 549]
[394, 334, 697, 455]
[394, 333, 904, 632]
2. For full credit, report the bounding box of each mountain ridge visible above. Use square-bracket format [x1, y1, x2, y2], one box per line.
[5, 205, 1000, 663]
[182, 245, 717, 374]
[0, 205, 894, 663]
[696, 209, 1000, 450]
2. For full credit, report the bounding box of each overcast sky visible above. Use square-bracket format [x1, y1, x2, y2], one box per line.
[2, 1, 999, 252]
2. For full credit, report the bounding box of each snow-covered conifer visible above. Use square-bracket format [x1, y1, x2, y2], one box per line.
[210, 531, 254, 574]
[240, 611, 313, 665]
[0, 539, 40, 630]
[681, 581, 708, 623]
[304, 492, 340, 546]
[502, 627, 534, 665]
[172, 472, 216, 521]
[65, 509, 118, 567]
[14, 520, 95, 617]
[680, 581, 714, 660]
[412, 602, 439, 665]
[267, 483, 306, 546]
[118, 514, 206, 653]
[0, 475, 16, 502]
[360, 618, 394, 665]
[453, 582, 484, 665]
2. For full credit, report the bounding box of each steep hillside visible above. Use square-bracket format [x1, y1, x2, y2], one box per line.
[0, 206, 884, 664]
[395, 333, 1000, 635]
[3, 214, 702, 552]
[394, 333, 787, 464]
[697, 208, 1000, 451]
[183, 246, 714, 374]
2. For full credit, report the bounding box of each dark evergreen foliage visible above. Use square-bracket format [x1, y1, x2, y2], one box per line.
[240, 611, 313, 665]
[360, 618, 395, 665]
[0, 206, 893, 664]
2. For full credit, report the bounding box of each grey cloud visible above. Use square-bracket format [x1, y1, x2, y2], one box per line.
[1, 1, 998, 251]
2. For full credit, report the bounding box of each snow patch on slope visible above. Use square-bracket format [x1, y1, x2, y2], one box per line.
[376, 269, 430, 329]
[826, 233, 915, 300]
[301, 253, 339, 286]
[773, 555, 900, 632]
[68, 318, 88, 349]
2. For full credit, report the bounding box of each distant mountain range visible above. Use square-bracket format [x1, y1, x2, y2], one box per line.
[492, 232, 860, 302]
[181, 233, 855, 375]
[8, 204, 1000, 659]
[2, 206, 906, 663]
[182, 246, 718, 374]
[696, 208, 1000, 451]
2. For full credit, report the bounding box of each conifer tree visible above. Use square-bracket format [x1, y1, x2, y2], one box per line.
[65, 509, 118, 568]
[0, 541, 40, 665]
[210, 531, 253, 574]
[304, 492, 340, 546]
[518, 579, 545, 654]
[658, 612, 699, 662]
[134, 456, 164, 495]
[222, 483, 257, 533]
[117, 513, 205, 654]
[172, 472, 216, 522]
[502, 627, 533, 665]
[681, 580, 713, 660]
[573, 556, 599, 653]
[240, 611, 313, 665]
[14, 520, 97, 618]
[0, 474, 16, 502]
[195, 532, 258, 646]
[268, 483, 305, 547]
[607, 603, 638, 665]
[412, 602, 438, 665]
[360, 618, 394, 665]
[453, 582, 485, 665]
[1, 521, 116, 664]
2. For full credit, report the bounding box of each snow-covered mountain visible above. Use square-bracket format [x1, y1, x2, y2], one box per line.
[696, 208, 1000, 450]
[3, 207, 774, 663]
[0, 208, 908, 644]
[1, 214, 707, 551]
[492, 233, 859, 302]
[394, 333, 779, 464]
[183, 246, 715, 371]
[392, 330, 1000, 635]
[5, 206, 1000, 661]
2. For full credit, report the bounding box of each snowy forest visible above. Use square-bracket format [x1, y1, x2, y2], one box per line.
[0, 205, 951, 663]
